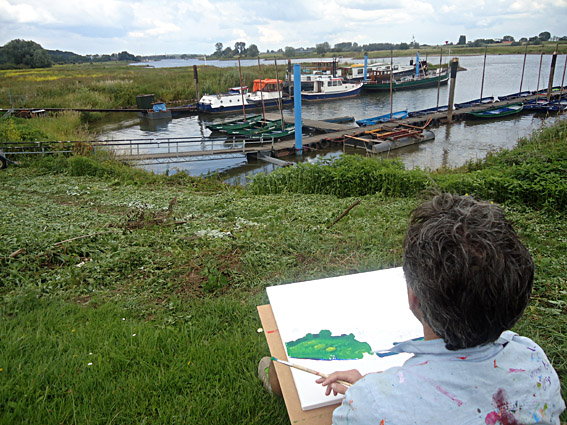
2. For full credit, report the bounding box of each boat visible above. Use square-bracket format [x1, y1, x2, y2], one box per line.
[362, 69, 449, 92]
[408, 105, 449, 118]
[138, 102, 172, 120]
[206, 114, 263, 132]
[301, 76, 363, 101]
[356, 110, 408, 127]
[342, 62, 414, 81]
[221, 119, 282, 136]
[497, 91, 533, 102]
[523, 99, 567, 112]
[343, 127, 435, 153]
[197, 79, 291, 113]
[467, 103, 524, 119]
[252, 123, 296, 140]
[454, 96, 495, 109]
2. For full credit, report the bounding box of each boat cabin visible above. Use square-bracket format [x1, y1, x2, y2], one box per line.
[311, 77, 345, 93]
[252, 79, 283, 93]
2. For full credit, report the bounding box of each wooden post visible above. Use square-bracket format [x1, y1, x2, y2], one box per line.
[447, 58, 459, 123]
[287, 59, 292, 99]
[480, 46, 487, 101]
[238, 57, 246, 121]
[546, 45, 558, 101]
[519, 43, 528, 94]
[257, 57, 266, 122]
[560, 55, 567, 100]
[274, 58, 285, 131]
[536, 47, 544, 97]
[193, 65, 199, 102]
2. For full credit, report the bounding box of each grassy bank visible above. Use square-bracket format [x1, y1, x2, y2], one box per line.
[1, 119, 566, 423]
[0, 62, 286, 112]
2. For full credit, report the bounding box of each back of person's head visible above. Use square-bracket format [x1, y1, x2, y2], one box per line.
[402, 193, 534, 350]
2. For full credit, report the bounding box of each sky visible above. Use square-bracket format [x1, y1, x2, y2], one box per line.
[1, 0, 566, 56]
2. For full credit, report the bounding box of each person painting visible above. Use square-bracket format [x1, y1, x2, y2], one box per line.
[315, 193, 565, 424]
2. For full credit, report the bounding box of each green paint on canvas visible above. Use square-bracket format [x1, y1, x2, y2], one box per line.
[285, 330, 372, 360]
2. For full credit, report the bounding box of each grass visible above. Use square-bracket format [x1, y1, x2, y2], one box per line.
[1, 118, 566, 423]
[0, 62, 287, 111]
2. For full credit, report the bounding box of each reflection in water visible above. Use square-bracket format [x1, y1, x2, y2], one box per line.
[139, 117, 172, 132]
[101, 54, 567, 184]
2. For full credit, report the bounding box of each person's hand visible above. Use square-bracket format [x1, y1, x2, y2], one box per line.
[316, 369, 363, 396]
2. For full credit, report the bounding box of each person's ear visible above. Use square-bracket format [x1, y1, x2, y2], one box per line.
[407, 286, 422, 318]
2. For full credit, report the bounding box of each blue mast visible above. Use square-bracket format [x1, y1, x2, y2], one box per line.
[416, 52, 420, 78]
[293, 64, 302, 155]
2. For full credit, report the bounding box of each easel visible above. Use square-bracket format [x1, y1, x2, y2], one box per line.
[257, 304, 336, 425]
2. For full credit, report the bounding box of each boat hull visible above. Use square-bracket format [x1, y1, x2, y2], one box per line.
[363, 73, 449, 92]
[198, 98, 292, 114]
[301, 85, 362, 102]
[356, 110, 408, 126]
[467, 103, 524, 119]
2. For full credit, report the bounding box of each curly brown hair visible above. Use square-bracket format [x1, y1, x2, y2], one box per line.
[403, 193, 534, 350]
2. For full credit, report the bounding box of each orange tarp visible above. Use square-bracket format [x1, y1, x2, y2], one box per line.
[252, 79, 282, 92]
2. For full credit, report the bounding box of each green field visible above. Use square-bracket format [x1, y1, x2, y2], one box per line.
[1, 117, 566, 423]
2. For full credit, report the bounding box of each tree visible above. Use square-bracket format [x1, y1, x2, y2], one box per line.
[333, 42, 352, 52]
[234, 42, 246, 55]
[284, 46, 296, 57]
[222, 47, 233, 57]
[399, 42, 410, 50]
[247, 44, 259, 57]
[539, 31, 551, 41]
[502, 35, 515, 42]
[117, 51, 137, 61]
[316, 42, 330, 55]
[2, 39, 52, 68]
[215, 42, 223, 56]
[457, 35, 466, 45]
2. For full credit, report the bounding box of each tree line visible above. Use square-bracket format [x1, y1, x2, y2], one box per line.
[210, 31, 564, 58]
[0, 39, 141, 69]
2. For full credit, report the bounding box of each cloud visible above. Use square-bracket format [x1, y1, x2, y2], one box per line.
[1, 0, 565, 55]
[0, 0, 56, 24]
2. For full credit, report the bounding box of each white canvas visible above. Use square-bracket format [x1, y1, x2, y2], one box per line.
[266, 267, 423, 410]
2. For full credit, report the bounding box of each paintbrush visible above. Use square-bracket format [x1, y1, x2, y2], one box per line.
[271, 356, 352, 387]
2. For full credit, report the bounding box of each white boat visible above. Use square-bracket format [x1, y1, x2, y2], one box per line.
[197, 79, 291, 113]
[301, 76, 363, 101]
[344, 63, 415, 81]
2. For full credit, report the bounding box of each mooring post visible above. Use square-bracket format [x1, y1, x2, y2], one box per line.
[519, 43, 528, 94]
[293, 64, 302, 155]
[287, 59, 292, 98]
[193, 65, 199, 102]
[364, 54, 368, 82]
[480, 46, 487, 101]
[447, 58, 459, 123]
[546, 46, 558, 101]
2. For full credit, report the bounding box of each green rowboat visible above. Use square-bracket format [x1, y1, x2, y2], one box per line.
[206, 114, 263, 132]
[467, 103, 524, 119]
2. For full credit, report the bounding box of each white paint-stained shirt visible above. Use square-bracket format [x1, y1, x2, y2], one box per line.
[332, 331, 565, 425]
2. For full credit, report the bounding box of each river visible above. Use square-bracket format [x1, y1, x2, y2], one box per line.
[101, 54, 567, 185]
